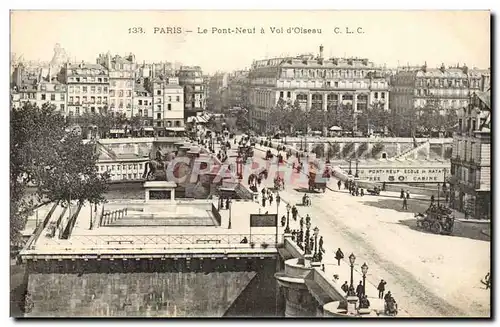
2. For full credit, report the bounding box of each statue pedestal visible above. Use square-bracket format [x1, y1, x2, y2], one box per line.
[346, 296, 359, 316]
[144, 181, 177, 202]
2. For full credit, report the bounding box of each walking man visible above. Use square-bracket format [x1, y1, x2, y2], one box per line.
[402, 196, 408, 210]
[377, 280, 387, 299]
[319, 236, 325, 253]
[337, 180, 342, 190]
[335, 248, 344, 266]
[341, 281, 349, 294]
[356, 281, 364, 299]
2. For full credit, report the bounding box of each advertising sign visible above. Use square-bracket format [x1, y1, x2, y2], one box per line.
[250, 214, 278, 227]
[357, 167, 449, 183]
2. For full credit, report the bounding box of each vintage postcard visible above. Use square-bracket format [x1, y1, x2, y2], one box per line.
[10, 10, 491, 318]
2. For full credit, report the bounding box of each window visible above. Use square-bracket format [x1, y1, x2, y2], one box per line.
[157, 90, 161, 95]
[157, 105, 161, 110]
[156, 121, 162, 127]
[374, 92, 378, 99]
[69, 86, 74, 93]
[97, 87, 102, 93]
[91, 86, 96, 94]
[127, 90, 132, 97]
[75, 107, 80, 115]
[326, 81, 331, 87]
[41, 94, 46, 100]
[110, 90, 115, 97]
[83, 96, 87, 103]
[144, 110, 148, 117]
[139, 100, 143, 105]
[60, 104, 65, 110]
[287, 92, 291, 98]
[157, 113, 161, 119]
[134, 164, 138, 169]
[168, 96, 172, 102]
[69, 96, 74, 103]
[334, 82, 339, 87]
[176, 96, 180, 102]
[98, 78, 102, 83]
[75, 96, 80, 103]
[279, 91, 284, 98]
[119, 90, 123, 97]
[167, 103, 172, 110]
[144, 100, 148, 106]
[119, 101, 124, 108]
[91, 96, 95, 103]
[60, 94, 65, 101]
[175, 120, 180, 127]
[97, 96, 102, 104]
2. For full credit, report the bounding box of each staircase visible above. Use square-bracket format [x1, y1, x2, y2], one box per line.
[95, 141, 118, 160]
[395, 140, 430, 160]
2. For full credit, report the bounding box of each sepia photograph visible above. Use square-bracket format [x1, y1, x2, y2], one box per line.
[8, 9, 491, 318]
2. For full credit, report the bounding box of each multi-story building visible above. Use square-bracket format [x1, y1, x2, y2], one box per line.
[449, 89, 491, 219]
[64, 62, 109, 117]
[11, 66, 67, 113]
[97, 53, 137, 118]
[163, 77, 185, 130]
[225, 70, 249, 109]
[151, 78, 165, 128]
[178, 66, 205, 117]
[390, 64, 489, 117]
[206, 72, 228, 112]
[248, 46, 389, 133]
[133, 79, 153, 126]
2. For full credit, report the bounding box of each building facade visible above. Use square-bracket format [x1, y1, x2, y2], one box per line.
[390, 64, 490, 117]
[97, 53, 137, 118]
[64, 62, 109, 117]
[248, 46, 389, 133]
[449, 89, 491, 219]
[133, 80, 153, 127]
[11, 66, 67, 113]
[178, 66, 205, 117]
[163, 77, 185, 130]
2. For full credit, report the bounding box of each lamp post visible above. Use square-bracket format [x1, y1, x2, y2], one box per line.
[228, 198, 232, 229]
[236, 153, 243, 180]
[361, 262, 369, 296]
[348, 253, 356, 296]
[305, 220, 312, 254]
[285, 204, 291, 233]
[348, 159, 352, 175]
[312, 226, 320, 262]
[437, 183, 440, 206]
[355, 159, 359, 178]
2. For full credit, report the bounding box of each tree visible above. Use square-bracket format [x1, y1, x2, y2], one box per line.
[10, 103, 109, 244]
[312, 144, 325, 158]
[357, 103, 389, 135]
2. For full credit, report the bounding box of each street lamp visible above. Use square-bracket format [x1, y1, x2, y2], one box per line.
[361, 262, 369, 296]
[285, 204, 291, 233]
[228, 198, 232, 229]
[312, 226, 320, 262]
[236, 153, 243, 180]
[355, 159, 360, 178]
[305, 220, 312, 254]
[348, 253, 356, 296]
[348, 159, 352, 175]
[437, 183, 440, 206]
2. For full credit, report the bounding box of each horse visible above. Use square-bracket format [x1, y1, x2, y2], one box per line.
[142, 159, 167, 181]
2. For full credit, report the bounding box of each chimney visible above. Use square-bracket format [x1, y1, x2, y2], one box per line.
[319, 45, 324, 60]
[152, 64, 156, 78]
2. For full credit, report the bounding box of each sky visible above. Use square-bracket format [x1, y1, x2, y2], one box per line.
[10, 10, 491, 74]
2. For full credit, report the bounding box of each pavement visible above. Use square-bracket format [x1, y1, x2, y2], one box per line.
[239, 137, 490, 317]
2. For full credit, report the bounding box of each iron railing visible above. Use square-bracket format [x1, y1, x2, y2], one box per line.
[36, 233, 277, 249]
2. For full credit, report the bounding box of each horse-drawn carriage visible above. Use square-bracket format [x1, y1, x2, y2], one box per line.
[265, 149, 274, 160]
[274, 176, 284, 190]
[415, 205, 454, 235]
[239, 145, 254, 159]
[366, 186, 381, 195]
[308, 172, 328, 192]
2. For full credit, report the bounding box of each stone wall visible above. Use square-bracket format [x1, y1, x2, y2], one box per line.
[24, 257, 278, 317]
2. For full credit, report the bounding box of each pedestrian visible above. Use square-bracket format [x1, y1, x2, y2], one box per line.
[269, 194, 274, 206]
[226, 198, 230, 210]
[305, 214, 311, 225]
[402, 196, 408, 210]
[337, 180, 342, 190]
[335, 248, 344, 266]
[377, 280, 387, 299]
[291, 229, 296, 240]
[276, 193, 281, 205]
[355, 187, 359, 196]
[344, 181, 348, 190]
[406, 190, 410, 199]
[384, 291, 393, 304]
[341, 281, 349, 293]
[262, 196, 266, 207]
[321, 264, 325, 272]
[299, 216, 304, 228]
[292, 206, 298, 221]
[382, 181, 386, 191]
[309, 237, 314, 252]
[356, 281, 364, 299]
[281, 215, 286, 227]
[360, 189, 364, 196]
[319, 236, 325, 253]
[400, 189, 405, 199]
[359, 295, 370, 309]
[430, 195, 435, 205]
[261, 188, 266, 197]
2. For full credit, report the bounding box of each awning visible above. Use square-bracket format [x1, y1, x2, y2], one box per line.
[165, 127, 186, 132]
[110, 129, 125, 134]
[143, 127, 154, 132]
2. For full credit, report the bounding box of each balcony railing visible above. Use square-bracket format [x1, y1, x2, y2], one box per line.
[35, 233, 278, 250]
